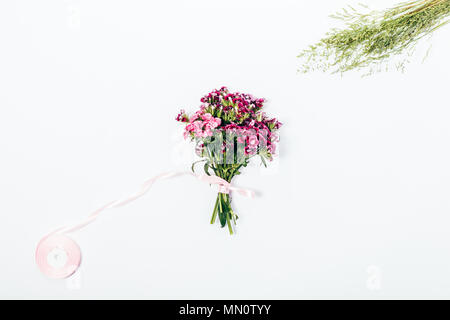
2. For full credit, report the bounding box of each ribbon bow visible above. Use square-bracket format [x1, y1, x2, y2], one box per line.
[195, 174, 255, 198]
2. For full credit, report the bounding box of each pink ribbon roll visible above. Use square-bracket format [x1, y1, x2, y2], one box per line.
[36, 234, 81, 279]
[36, 171, 255, 279]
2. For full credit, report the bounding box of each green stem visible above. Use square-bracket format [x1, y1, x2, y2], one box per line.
[222, 193, 234, 235]
[226, 211, 233, 235]
[210, 195, 219, 224]
[218, 193, 223, 213]
[208, 163, 240, 235]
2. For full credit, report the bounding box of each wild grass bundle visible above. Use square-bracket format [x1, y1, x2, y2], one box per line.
[298, 0, 450, 74]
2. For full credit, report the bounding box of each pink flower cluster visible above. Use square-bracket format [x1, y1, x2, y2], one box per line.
[176, 87, 281, 160]
[175, 109, 189, 123]
[183, 112, 221, 139]
[200, 86, 265, 121]
[222, 123, 277, 156]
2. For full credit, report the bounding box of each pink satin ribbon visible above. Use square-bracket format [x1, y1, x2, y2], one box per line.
[36, 171, 255, 278]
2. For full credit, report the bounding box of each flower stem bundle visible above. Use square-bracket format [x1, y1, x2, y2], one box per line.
[176, 87, 282, 234]
[298, 0, 450, 74]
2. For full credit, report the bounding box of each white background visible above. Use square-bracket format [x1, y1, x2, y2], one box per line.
[1, 0, 450, 299]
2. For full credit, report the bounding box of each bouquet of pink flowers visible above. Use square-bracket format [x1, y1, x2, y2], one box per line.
[176, 87, 282, 234]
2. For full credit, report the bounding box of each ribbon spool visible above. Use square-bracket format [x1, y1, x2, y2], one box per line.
[35, 234, 81, 279]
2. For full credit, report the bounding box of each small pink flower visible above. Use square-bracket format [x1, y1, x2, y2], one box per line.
[211, 117, 221, 128]
[204, 128, 213, 137]
[248, 136, 259, 147]
[189, 114, 198, 123]
[268, 144, 276, 154]
[201, 113, 213, 121]
[190, 111, 203, 123]
[245, 146, 257, 156]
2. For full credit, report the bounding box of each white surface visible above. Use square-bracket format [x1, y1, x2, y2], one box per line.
[1, 0, 450, 299]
